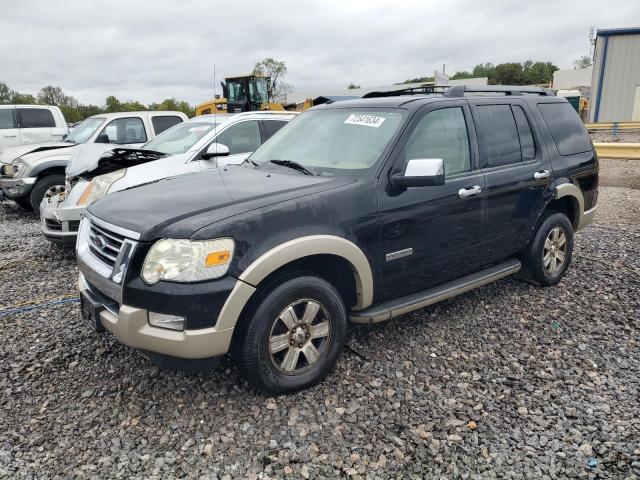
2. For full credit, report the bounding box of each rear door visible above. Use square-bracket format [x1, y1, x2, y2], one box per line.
[16, 107, 57, 144]
[469, 99, 553, 263]
[0, 107, 20, 149]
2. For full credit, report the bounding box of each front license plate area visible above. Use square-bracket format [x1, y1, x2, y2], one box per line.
[80, 293, 105, 333]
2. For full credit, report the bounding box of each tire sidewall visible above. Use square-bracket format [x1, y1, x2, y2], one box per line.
[30, 174, 65, 215]
[530, 212, 574, 285]
[248, 276, 347, 393]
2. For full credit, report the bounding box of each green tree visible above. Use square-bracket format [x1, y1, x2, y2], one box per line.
[492, 63, 525, 85]
[524, 61, 558, 84]
[402, 76, 434, 84]
[37, 85, 77, 107]
[0, 82, 10, 104]
[148, 98, 194, 117]
[471, 63, 496, 80]
[9, 92, 37, 104]
[105, 95, 122, 112]
[252, 58, 290, 101]
[450, 71, 474, 80]
[347, 83, 361, 89]
[573, 55, 593, 69]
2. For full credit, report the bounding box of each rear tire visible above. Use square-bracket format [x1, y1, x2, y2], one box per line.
[29, 174, 65, 217]
[232, 275, 347, 394]
[521, 210, 574, 286]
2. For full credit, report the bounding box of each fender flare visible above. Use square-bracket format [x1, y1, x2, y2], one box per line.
[215, 236, 374, 331]
[554, 182, 590, 231]
[30, 160, 69, 178]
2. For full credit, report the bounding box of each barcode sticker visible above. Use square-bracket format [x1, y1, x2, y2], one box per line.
[344, 114, 386, 128]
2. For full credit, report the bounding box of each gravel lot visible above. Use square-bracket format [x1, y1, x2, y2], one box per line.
[1, 160, 639, 479]
[589, 129, 640, 144]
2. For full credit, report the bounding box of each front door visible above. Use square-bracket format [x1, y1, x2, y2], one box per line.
[469, 100, 553, 263]
[375, 101, 487, 303]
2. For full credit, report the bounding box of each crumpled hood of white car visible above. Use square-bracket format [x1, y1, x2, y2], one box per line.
[65, 143, 144, 178]
[0, 142, 74, 165]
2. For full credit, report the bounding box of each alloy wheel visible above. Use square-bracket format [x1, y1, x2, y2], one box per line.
[268, 299, 331, 375]
[543, 226, 568, 274]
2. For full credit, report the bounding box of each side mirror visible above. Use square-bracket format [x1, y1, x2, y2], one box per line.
[391, 158, 445, 188]
[95, 133, 110, 144]
[202, 142, 230, 160]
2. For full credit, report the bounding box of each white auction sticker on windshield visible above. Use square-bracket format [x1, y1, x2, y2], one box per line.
[189, 126, 211, 132]
[344, 114, 386, 128]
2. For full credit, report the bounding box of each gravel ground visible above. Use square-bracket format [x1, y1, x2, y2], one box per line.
[1, 161, 639, 479]
[589, 130, 640, 144]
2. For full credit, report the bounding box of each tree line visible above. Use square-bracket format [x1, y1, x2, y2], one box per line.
[401, 60, 561, 86]
[0, 82, 195, 123]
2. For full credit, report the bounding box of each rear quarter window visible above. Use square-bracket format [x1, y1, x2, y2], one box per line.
[262, 120, 287, 139]
[152, 116, 184, 135]
[17, 108, 55, 128]
[538, 102, 592, 156]
[0, 109, 16, 129]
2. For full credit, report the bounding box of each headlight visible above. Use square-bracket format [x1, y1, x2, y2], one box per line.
[76, 169, 125, 206]
[2, 160, 25, 177]
[142, 238, 235, 284]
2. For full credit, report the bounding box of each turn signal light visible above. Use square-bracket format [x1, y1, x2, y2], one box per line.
[205, 250, 231, 267]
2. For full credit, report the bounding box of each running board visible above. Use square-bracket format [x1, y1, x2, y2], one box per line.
[350, 258, 521, 324]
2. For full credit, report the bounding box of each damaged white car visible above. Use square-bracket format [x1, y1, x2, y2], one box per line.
[40, 111, 295, 246]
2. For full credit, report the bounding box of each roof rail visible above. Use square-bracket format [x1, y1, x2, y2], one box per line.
[362, 85, 449, 99]
[443, 85, 555, 97]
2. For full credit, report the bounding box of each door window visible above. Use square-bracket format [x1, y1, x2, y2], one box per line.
[404, 107, 471, 177]
[474, 105, 521, 167]
[262, 120, 287, 139]
[0, 109, 16, 129]
[214, 120, 261, 155]
[99, 117, 147, 144]
[151, 116, 183, 135]
[17, 108, 55, 128]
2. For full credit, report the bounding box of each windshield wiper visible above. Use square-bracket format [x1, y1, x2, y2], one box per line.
[268, 159, 315, 176]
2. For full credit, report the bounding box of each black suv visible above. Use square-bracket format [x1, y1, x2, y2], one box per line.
[76, 86, 598, 393]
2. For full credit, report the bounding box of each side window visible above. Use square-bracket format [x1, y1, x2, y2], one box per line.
[214, 120, 261, 155]
[404, 107, 471, 177]
[0, 109, 16, 129]
[512, 106, 536, 161]
[99, 117, 147, 144]
[17, 108, 55, 128]
[152, 116, 183, 135]
[538, 102, 592, 156]
[474, 105, 521, 168]
[262, 120, 287, 140]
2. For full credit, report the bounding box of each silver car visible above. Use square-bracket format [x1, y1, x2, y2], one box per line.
[40, 111, 295, 246]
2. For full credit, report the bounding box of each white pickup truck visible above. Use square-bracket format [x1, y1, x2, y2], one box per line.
[0, 110, 187, 211]
[0, 105, 68, 151]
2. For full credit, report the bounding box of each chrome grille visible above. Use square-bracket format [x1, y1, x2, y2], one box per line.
[88, 221, 127, 269]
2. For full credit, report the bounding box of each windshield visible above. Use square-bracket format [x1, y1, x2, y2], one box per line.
[227, 80, 246, 103]
[65, 117, 105, 144]
[250, 109, 404, 176]
[143, 122, 218, 155]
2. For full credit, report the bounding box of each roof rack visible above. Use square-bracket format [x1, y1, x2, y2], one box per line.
[443, 85, 555, 97]
[362, 84, 449, 99]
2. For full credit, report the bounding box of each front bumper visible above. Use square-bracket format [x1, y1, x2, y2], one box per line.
[0, 176, 36, 199]
[79, 273, 236, 359]
[40, 193, 83, 246]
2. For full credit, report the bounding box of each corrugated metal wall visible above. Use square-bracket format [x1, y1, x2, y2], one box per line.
[590, 32, 640, 122]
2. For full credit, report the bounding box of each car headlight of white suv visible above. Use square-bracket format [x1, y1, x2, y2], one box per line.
[141, 238, 235, 284]
[1, 160, 26, 177]
[76, 169, 125, 206]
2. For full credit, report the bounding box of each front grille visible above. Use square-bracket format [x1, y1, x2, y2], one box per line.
[88, 221, 126, 269]
[68, 220, 80, 232]
[45, 218, 62, 231]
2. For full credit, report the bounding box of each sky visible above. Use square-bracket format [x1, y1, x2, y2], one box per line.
[1, 0, 638, 107]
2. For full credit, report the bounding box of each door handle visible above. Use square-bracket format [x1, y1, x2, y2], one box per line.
[534, 169, 550, 180]
[3, 135, 17, 138]
[458, 185, 482, 198]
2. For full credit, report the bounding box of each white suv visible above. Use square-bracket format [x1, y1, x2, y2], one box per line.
[0, 105, 68, 151]
[40, 111, 296, 246]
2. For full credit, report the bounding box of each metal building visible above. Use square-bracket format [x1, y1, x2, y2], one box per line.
[590, 27, 640, 122]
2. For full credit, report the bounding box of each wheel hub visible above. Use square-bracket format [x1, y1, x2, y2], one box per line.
[543, 226, 568, 274]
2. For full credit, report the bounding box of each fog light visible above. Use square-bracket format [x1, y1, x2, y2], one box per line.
[148, 312, 185, 331]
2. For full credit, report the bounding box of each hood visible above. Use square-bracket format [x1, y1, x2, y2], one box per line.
[66, 143, 168, 179]
[88, 165, 352, 240]
[0, 142, 74, 164]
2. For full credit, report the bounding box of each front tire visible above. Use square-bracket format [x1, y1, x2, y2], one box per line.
[232, 275, 347, 394]
[521, 210, 574, 286]
[29, 174, 65, 217]
[13, 197, 32, 210]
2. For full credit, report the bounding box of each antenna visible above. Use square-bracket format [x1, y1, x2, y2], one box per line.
[213, 65, 217, 126]
[589, 26, 596, 58]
